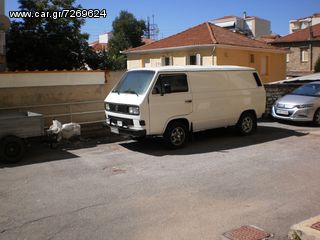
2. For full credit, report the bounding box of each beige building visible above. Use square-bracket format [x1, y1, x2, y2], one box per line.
[290, 13, 320, 34]
[272, 23, 320, 77]
[210, 13, 271, 37]
[124, 22, 286, 83]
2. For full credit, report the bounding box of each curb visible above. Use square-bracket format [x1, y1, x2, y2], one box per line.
[289, 215, 320, 240]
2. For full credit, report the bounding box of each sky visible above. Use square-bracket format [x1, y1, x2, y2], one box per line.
[5, 0, 320, 43]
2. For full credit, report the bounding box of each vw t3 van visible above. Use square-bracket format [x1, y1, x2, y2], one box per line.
[104, 66, 266, 148]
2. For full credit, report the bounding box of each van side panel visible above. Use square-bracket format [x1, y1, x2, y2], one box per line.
[226, 71, 266, 118]
[188, 70, 265, 131]
[188, 71, 234, 130]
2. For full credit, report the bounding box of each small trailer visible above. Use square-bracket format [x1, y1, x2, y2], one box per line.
[0, 112, 44, 163]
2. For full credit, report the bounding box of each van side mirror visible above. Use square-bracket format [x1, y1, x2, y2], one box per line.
[152, 87, 160, 94]
[164, 83, 171, 94]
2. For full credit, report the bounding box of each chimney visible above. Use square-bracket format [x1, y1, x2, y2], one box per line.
[243, 11, 247, 19]
[309, 26, 314, 40]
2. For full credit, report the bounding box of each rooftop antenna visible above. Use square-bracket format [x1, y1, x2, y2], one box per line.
[145, 14, 159, 40]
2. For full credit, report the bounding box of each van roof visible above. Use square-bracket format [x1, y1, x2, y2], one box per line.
[128, 65, 255, 72]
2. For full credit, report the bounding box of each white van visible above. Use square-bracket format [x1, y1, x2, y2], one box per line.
[104, 66, 266, 148]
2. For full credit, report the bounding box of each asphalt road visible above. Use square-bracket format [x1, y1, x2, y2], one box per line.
[1, 120, 320, 240]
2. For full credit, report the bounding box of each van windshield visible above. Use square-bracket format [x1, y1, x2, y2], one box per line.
[291, 83, 320, 97]
[112, 70, 155, 95]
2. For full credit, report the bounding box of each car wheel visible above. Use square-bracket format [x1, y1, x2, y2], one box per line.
[0, 136, 25, 164]
[164, 122, 188, 149]
[236, 112, 257, 136]
[313, 109, 320, 126]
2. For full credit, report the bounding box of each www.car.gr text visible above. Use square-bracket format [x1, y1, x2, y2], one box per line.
[9, 9, 107, 19]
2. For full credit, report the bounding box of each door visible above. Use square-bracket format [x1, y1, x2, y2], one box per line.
[148, 73, 193, 135]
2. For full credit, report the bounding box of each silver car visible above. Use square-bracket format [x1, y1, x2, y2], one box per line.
[272, 81, 320, 125]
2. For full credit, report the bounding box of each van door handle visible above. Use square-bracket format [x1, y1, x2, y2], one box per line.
[185, 99, 192, 103]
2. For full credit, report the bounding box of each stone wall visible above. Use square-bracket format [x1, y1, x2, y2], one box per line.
[264, 83, 303, 115]
[272, 41, 320, 74]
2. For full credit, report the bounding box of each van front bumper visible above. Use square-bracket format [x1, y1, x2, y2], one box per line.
[110, 125, 146, 137]
[104, 121, 146, 137]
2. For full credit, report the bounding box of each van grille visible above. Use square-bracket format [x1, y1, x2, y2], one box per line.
[109, 103, 129, 114]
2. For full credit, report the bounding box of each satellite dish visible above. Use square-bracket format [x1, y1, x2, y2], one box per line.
[0, 15, 10, 31]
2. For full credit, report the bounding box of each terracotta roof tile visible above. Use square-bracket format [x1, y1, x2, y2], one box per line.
[125, 22, 280, 53]
[274, 23, 320, 43]
[90, 41, 108, 51]
[126, 23, 214, 52]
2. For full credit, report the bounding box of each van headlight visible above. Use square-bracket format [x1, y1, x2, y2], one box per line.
[296, 104, 314, 109]
[105, 103, 110, 111]
[128, 106, 140, 115]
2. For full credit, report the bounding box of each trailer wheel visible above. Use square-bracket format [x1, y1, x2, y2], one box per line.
[0, 136, 25, 164]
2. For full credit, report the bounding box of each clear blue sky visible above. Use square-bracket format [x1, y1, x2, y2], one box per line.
[5, 0, 320, 43]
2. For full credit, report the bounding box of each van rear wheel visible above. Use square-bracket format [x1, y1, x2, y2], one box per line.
[236, 112, 257, 136]
[164, 122, 188, 149]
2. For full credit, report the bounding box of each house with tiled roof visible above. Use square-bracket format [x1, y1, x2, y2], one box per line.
[124, 22, 286, 83]
[272, 23, 320, 77]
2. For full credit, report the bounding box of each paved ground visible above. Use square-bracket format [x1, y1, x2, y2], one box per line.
[0, 120, 320, 240]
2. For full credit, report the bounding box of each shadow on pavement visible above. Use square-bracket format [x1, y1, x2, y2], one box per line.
[120, 125, 308, 156]
[0, 133, 128, 168]
[0, 143, 79, 168]
[259, 116, 317, 128]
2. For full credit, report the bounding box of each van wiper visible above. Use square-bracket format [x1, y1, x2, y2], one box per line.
[124, 90, 139, 96]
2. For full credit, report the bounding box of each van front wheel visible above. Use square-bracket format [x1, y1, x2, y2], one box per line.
[236, 112, 257, 136]
[164, 122, 188, 149]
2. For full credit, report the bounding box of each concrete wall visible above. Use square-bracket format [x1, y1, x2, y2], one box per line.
[253, 18, 271, 37]
[216, 48, 286, 83]
[127, 48, 214, 69]
[0, 70, 124, 128]
[126, 47, 286, 83]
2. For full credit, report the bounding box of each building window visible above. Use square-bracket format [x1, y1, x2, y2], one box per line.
[286, 53, 290, 63]
[188, 54, 201, 65]
[250, 54, 255, 63]
[164, 57, 170, 66]
[261, 56, 269, 76]
[189, 55, 197, 65]
[161, 56, 172, 66]
[144, 58, 151, 68]
[301, 48, 309, 62]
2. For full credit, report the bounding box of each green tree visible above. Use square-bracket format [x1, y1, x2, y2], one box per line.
[315, 55, 320, 73]
[6, 0, 94, 70]
[107, 11, 146, 69]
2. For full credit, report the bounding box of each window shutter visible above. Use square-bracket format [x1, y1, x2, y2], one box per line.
[169, 56, 173, 66]
[196, 54, 202, 65]
[161, 57, 165, 66]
